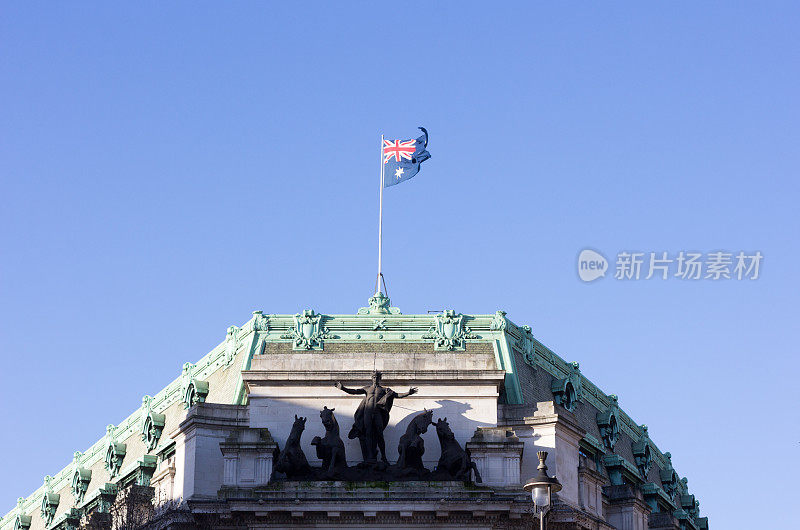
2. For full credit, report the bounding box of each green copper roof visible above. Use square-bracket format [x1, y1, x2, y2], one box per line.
[1, 300, 703, 528]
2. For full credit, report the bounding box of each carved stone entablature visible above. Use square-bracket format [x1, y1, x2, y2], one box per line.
[14, 498, 31, 530]
[659, 452, 679, 498]
[71, 452, 91, 504]
[514, 325, 534, 362]
[40, 476, 59, 526]
[596, 395, 620, 451]
[252, 310, 269, 331]
[551, 361, 583, 412]
[181, 362, 209, 409]
[140, 396, 166, 451]
[631, 424, 652, 479]
[105, 425, 127, 478]
[423, 310, 479, 351]
[490, 310, 507, 331]
[358, 292, 401, 315]
[280, 310, 335, 350]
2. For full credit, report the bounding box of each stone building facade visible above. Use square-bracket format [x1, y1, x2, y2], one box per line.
[2, 294, 709, 529]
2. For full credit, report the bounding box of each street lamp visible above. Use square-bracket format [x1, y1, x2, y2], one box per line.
[523, 451, 562, 530]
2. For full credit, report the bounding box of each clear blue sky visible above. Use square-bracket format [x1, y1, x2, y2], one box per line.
[1, 3, 797, 527]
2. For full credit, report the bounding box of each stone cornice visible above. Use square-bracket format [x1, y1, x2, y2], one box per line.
[243, 369, 507, 384]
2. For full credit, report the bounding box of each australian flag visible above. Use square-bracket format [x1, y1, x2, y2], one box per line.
[382, 127, 431, 188]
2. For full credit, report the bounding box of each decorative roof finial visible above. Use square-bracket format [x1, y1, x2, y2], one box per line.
[358, 292, 401, 315]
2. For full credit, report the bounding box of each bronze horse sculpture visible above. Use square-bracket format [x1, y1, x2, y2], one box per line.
[434, 417, 482, 483]
[311, 406, 347, 478]
[274, 415, 311, 479]
[397, 409, 433, 473]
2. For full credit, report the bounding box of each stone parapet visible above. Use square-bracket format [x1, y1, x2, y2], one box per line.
[219, 428, 278, 488]
[208, 481, 531, 527]
[465, 427, 524, 487]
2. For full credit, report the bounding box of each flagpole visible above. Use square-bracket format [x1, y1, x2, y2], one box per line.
[377, 134, 385, 294]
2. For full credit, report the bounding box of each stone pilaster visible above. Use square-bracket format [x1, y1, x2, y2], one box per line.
[603, 483, 651, 530]
[170, 402, 250, 500]
[219, 427, 278, 487]
[577, 453, 605, 519]
[506, 401, 586, 508]
[465, 427, 524, 487]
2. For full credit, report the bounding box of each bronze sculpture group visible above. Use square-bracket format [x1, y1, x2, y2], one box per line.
[272, 371, 482, 483]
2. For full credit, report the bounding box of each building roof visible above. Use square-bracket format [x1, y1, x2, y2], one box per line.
[1, 294, 704, 528]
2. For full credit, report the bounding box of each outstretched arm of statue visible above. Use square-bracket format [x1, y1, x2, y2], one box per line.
[397, 387, 419, 398]
[334, 381, 366, 395]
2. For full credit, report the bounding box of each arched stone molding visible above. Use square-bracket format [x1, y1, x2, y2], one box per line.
[551, 361, 583, 412]
[631, 424, 653, 479]
[181, 362, 209, 409]
[104, 425, 127, 478]
[13, 498, 31, 530]
[224, 325, 240, 365]
[514, 325, 534, 362]
[184, 379, 209, 409]
[70, 452, 91, 505]
[40, 476, 59, 526]
[596, 394, 620, 451]
[140, 395, 166, 451]
[659, 452, 679, 498]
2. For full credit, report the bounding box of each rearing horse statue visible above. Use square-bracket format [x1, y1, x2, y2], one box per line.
[434, 417, 482, 482]
[397, 409, 433, 472]
[311, 406, 347, 478]
[274, 415, 311, 479]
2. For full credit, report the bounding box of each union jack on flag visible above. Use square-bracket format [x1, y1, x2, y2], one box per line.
[381, 127, 431, 188]
[383, 139, 417, 164]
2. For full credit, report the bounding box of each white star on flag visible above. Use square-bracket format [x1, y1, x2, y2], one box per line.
[394, 167, 404, 179]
